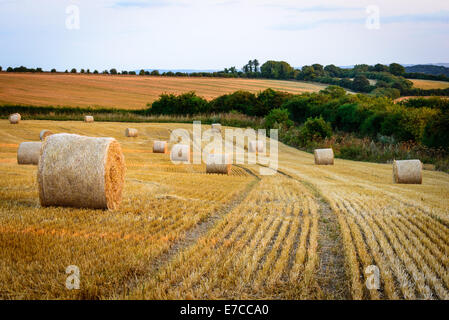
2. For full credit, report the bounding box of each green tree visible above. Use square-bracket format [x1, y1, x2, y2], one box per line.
[260, 60, 294, 79]
[93, 70, 99, 74]
[389, 63, 405, 76]
[312, 64, 324, 76]
[253, 59, 260, 73]
[300, 117, 333, 141]
[353, 64, 370, 73]
[80, 69, 85, 73]
[324, 64, 343, 77]
[110, 68, 117, 75]
[151, 70, 160, 75]
[374, 63, 389, 72]
[264, 108, 293, 129]
[70, 68, 77, 73]
[51, 68, 56, 73]
[352, 74, 371, 92]
[139, 69, 145, 76]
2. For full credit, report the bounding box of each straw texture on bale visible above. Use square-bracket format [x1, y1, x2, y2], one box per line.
[37, 133, 126, 210]
[84, 115, 94, 122]
[153, 140, 168, 153]
[206, 153, 232, 175]
[211, 123, 222, 133]
[9, 113, 21, 124]
[125, 128, 138, 137]
[170, 144, 190, 162]
[17, 142, 42, 165]
[393, 159, 422, 184]
[39, 130, 53, 141]
[314, 148, 334, 165]
[248, 140, 265, 153]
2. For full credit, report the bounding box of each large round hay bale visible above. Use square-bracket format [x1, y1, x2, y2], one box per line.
[37, 133, 126, 210]
[170, 144, 190, 162]
[206, 153, 232, 175]
[393, 159, 422, 184]
[39, 130, 54, 141]
[211, 123, 222, 133]
[9, 113, 21, 124]
[314, 148, 334, 165]
[248, 140, 264, 153]
[125, 128, 138, 137]
[17, 142, 42, 165]
[84, 115, 94, 122]
[153, 140, 168, 153]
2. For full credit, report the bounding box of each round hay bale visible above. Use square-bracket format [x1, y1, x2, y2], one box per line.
[17, 142, 42, 165]
[248, 140, 264, 153]
[84, 115, 94, 122]
[39, 129, 54, 141]
[125, 128, 138, 137]
[211, 123, 222, 133]
[170, 144, 190, 162]
[206, 153, 232, 175]
[9, 113, 21, 124]
[37, 133, 126, 210]
[393, 159, 422, 184]
[314, 148, 334, 165]
[153, 140, 168, 153]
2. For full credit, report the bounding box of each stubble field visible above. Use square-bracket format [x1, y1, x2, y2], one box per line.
[0, 73, 329, 110]
[0, 120, 448, 299]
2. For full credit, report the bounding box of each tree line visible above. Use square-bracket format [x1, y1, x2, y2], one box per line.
[2, 60, 448, 97]
[146, 86, 449, 150]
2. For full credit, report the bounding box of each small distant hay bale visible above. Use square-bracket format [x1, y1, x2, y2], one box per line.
[170, 144, 190, 162]
[393, 159, 422, 184]
[211, 123, 222, 133]
[248, 140, 265, 153]
[206, 153, 232, 175]
[422, 163, 435, 171]
[17, 142, 42, 165]
[37, 133, 126, 210]
[314, 148, 334, 165]
[39, 130, 53, 141]
[84, 115, 94, 122]
[153, 140, 168, 153]
[9, 113, 21, 124]
[125, 128, 138, 137]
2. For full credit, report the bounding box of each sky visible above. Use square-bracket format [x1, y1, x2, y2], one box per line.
[0, 0, 448, 71]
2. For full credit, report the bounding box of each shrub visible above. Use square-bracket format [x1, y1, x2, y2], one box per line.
[423, 112, 449, 149]
[256, 88, 292, 116]
[210, 90, 259, 115]
[299, 117, 333, 143]
[149, 91, 208, 115]
[283, 96, 312, 123]
[264, 108, 293, 129]
[70, 68, 77, 73]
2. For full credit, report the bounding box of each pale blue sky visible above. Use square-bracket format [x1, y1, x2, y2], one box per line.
[0, 0, 448, 71]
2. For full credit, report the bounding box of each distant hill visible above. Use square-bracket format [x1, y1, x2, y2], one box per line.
[405, 65, 449, 77]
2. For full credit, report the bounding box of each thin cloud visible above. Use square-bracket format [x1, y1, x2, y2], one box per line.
[272, 11, 449, 31]
[110, 0, 174, 8]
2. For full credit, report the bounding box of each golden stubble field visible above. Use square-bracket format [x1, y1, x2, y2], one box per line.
[410, 79, 449, 90]
[0, 120, 448, 299]
[0, 73, 329, 110]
